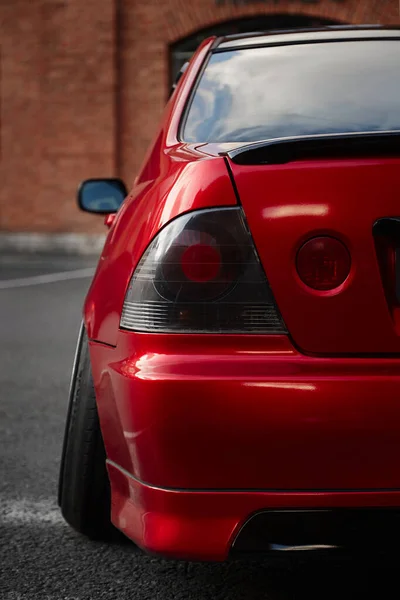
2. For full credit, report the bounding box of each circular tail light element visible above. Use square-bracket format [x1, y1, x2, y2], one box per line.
[296, 236, 351, 291]
[181, 243, 221, 283]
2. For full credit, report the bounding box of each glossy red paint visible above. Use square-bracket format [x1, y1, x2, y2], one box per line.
[80, 30, 400, 560]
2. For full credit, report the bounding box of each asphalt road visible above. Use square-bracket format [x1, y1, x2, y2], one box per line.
[0, 253, 398, 599]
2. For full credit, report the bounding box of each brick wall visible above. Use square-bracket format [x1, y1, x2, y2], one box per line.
[0, 0, 398, 234]
[0, 0, 115, 234]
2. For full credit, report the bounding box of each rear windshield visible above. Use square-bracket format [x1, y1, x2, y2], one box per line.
[182, 41, 400, 143]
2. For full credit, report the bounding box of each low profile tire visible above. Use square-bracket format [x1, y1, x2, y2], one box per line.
[58, 323, 115, 540]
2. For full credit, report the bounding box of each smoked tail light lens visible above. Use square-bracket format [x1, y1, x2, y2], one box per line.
[120, 207, 286, 334]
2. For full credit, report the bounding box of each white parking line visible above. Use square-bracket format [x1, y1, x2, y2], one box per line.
[0, 268, 95, 289]
[0, 498, 63, 525]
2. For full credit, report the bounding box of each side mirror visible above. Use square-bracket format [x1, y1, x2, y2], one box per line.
[77, 178, 128, 214]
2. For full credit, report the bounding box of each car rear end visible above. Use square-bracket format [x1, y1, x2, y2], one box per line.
[89, 29, 400, 560]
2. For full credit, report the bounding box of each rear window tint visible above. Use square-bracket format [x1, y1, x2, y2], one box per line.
[183, 41, 400, 143]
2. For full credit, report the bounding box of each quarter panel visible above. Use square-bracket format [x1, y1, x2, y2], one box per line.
[84, 157, 237, 345]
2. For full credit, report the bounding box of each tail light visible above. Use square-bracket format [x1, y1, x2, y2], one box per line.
[120, 207, 286, 334]
[296, 236, 351, 291]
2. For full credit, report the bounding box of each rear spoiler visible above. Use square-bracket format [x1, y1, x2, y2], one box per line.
[225, 131, 400, 165]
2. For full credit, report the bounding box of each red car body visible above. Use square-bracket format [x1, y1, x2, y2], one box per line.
[83, 28, 400, 560]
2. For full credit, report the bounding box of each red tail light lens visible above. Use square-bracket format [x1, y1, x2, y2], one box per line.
[120, 207, 286, 334]
[296, 236, 351, 291]
[181, 243, 221, 283]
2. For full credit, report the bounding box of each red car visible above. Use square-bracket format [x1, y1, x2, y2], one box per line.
[59, 26, 400, 560]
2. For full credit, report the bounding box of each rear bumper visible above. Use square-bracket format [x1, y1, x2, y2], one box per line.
[89, 331, 400, 559]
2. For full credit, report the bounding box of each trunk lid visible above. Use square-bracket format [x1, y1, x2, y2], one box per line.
[227, 138, 400, 355]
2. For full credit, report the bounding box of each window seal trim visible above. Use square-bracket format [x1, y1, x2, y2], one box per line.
[212, 36, 400, 54]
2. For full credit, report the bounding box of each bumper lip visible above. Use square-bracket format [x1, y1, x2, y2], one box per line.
[108, 460, 400, 495]
[107, 459, 400, 561]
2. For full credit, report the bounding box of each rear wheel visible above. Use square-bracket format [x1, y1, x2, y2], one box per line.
[58, 324, 114, 540]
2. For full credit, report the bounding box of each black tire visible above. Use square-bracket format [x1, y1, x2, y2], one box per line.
[58, 324, 114, 540]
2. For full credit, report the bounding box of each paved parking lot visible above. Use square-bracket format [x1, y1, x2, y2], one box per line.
[0, 253, 398, 599]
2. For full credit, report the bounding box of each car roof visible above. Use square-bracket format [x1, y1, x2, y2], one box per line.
[215, 26, 400, 51]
